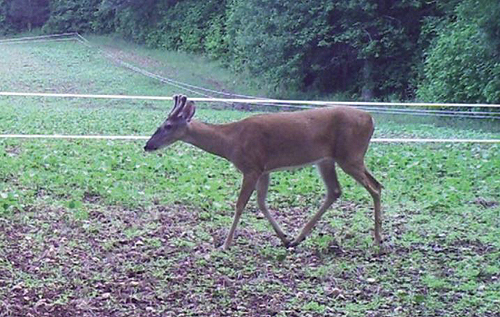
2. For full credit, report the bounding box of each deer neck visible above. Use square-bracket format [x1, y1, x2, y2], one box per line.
[182, 120, 233, 159]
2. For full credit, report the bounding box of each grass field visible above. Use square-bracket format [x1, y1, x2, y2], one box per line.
[1, 38, 500, 316]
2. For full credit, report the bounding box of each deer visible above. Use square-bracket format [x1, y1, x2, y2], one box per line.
[144, 95, 383, 251]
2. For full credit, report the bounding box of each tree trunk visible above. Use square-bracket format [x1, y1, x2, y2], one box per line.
[361, 59, 374, 101]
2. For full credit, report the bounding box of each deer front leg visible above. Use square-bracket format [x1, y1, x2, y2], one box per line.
[223, 172, 260, 250]
[256, 173, 289, 246]
[289, 160, 341, 248]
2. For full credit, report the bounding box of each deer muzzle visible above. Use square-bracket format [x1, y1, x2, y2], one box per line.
[144, 142, 158, 152]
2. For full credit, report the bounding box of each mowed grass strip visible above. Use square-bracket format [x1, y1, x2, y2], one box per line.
[0, 39, 499, 316]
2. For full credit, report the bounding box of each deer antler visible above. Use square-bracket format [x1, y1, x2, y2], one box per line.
[182, 100, 196, 121]
[169, 95, 188, 118]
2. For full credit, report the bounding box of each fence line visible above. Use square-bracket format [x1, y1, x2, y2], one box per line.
[0, 134, 148, 140]
[355, 108, 500, 119]
[4, 33, 499, 110]
[0, 32, 77, 43]
[372, 138, 500, 144]
[0, 33, 225, 99]
[0, 38, 79, 45]
[74, 34, 261, 100]
[2, 92, 499, 119]
[358, 106, 498, 116]
[2, 91, 500, 109]
[75, 36, 215, 99]
[2, 33, 500, 121]
[0, 134, 498, 143]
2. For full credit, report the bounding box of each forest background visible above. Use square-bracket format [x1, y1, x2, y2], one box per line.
[1, 0, 499, 103]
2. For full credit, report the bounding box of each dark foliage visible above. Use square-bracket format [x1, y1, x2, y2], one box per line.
[417, 0, 500, 103]
[0, 0, 49, 32]
[0, 0, 499, 102]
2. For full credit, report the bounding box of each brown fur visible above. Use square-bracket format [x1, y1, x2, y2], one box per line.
[145, 96, 383, 250]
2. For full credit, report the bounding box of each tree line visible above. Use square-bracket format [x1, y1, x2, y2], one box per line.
[1, 0, 499, 103]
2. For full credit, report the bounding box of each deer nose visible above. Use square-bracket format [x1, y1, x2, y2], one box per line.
[144, 144, 158, 152]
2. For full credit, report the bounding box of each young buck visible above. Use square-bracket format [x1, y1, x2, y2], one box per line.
[144, 95, 383, 250]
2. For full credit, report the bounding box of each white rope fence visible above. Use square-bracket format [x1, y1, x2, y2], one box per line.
[2, 33, 500, 117]
[0, 134, 148, 140]
[1, 33, 499, 143]
[2, 91, 500, 109]
[0, 33, 231, 99]
[3, 34, 500, 110]
[0, 32, 78, 44]
[1, 91, 499, 143]
[0, 38, 78, 45]
[74, 34, 260, 100]
[0, 134, 498, 144]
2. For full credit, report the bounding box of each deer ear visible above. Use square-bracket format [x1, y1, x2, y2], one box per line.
[184, 101, 196, 122]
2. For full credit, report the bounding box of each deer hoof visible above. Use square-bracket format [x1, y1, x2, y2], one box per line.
[287, 239, 302, 248]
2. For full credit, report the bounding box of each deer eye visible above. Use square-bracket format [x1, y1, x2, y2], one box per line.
[165, 124, 172, 130]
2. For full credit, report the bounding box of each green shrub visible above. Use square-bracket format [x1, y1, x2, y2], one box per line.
[418, 0, 500, 104]
[42, 0, 101, 33]
[147, 0, 228, 53]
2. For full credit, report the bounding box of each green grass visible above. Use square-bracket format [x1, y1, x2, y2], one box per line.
[87, 35, 269, 98]
[0, 37, 499, 316]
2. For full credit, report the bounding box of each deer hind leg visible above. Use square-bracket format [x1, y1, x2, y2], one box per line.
[288, 159, 342, 248]
[223, 172, 260, 250]
[256, 173, 289, 246]
[338, 161, 383, 246]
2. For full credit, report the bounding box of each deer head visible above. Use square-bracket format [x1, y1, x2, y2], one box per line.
[144, 95, 196, 152]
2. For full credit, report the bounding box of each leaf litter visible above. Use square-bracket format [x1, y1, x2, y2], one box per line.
[1, 201, 499, 316]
